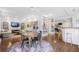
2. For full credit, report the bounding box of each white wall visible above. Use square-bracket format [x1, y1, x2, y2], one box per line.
[72, 15, 79, 27]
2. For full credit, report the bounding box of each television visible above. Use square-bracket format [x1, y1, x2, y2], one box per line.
[11, 22, 20, 27]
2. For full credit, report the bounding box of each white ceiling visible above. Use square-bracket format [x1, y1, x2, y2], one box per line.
[0, 7, 79, 19]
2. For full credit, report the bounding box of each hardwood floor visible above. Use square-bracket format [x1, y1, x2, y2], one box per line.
[0, 35, 21, 52]
[0, 33, 79, 52]
[43, 33, 79, 52]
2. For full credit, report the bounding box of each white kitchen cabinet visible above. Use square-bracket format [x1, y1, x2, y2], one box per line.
[62, 28, 79, 45]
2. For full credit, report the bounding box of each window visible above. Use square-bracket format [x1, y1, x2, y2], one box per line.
[2, 22, 9, 31]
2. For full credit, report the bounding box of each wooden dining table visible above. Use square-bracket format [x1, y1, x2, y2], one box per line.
[22, 31, 38, 49]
